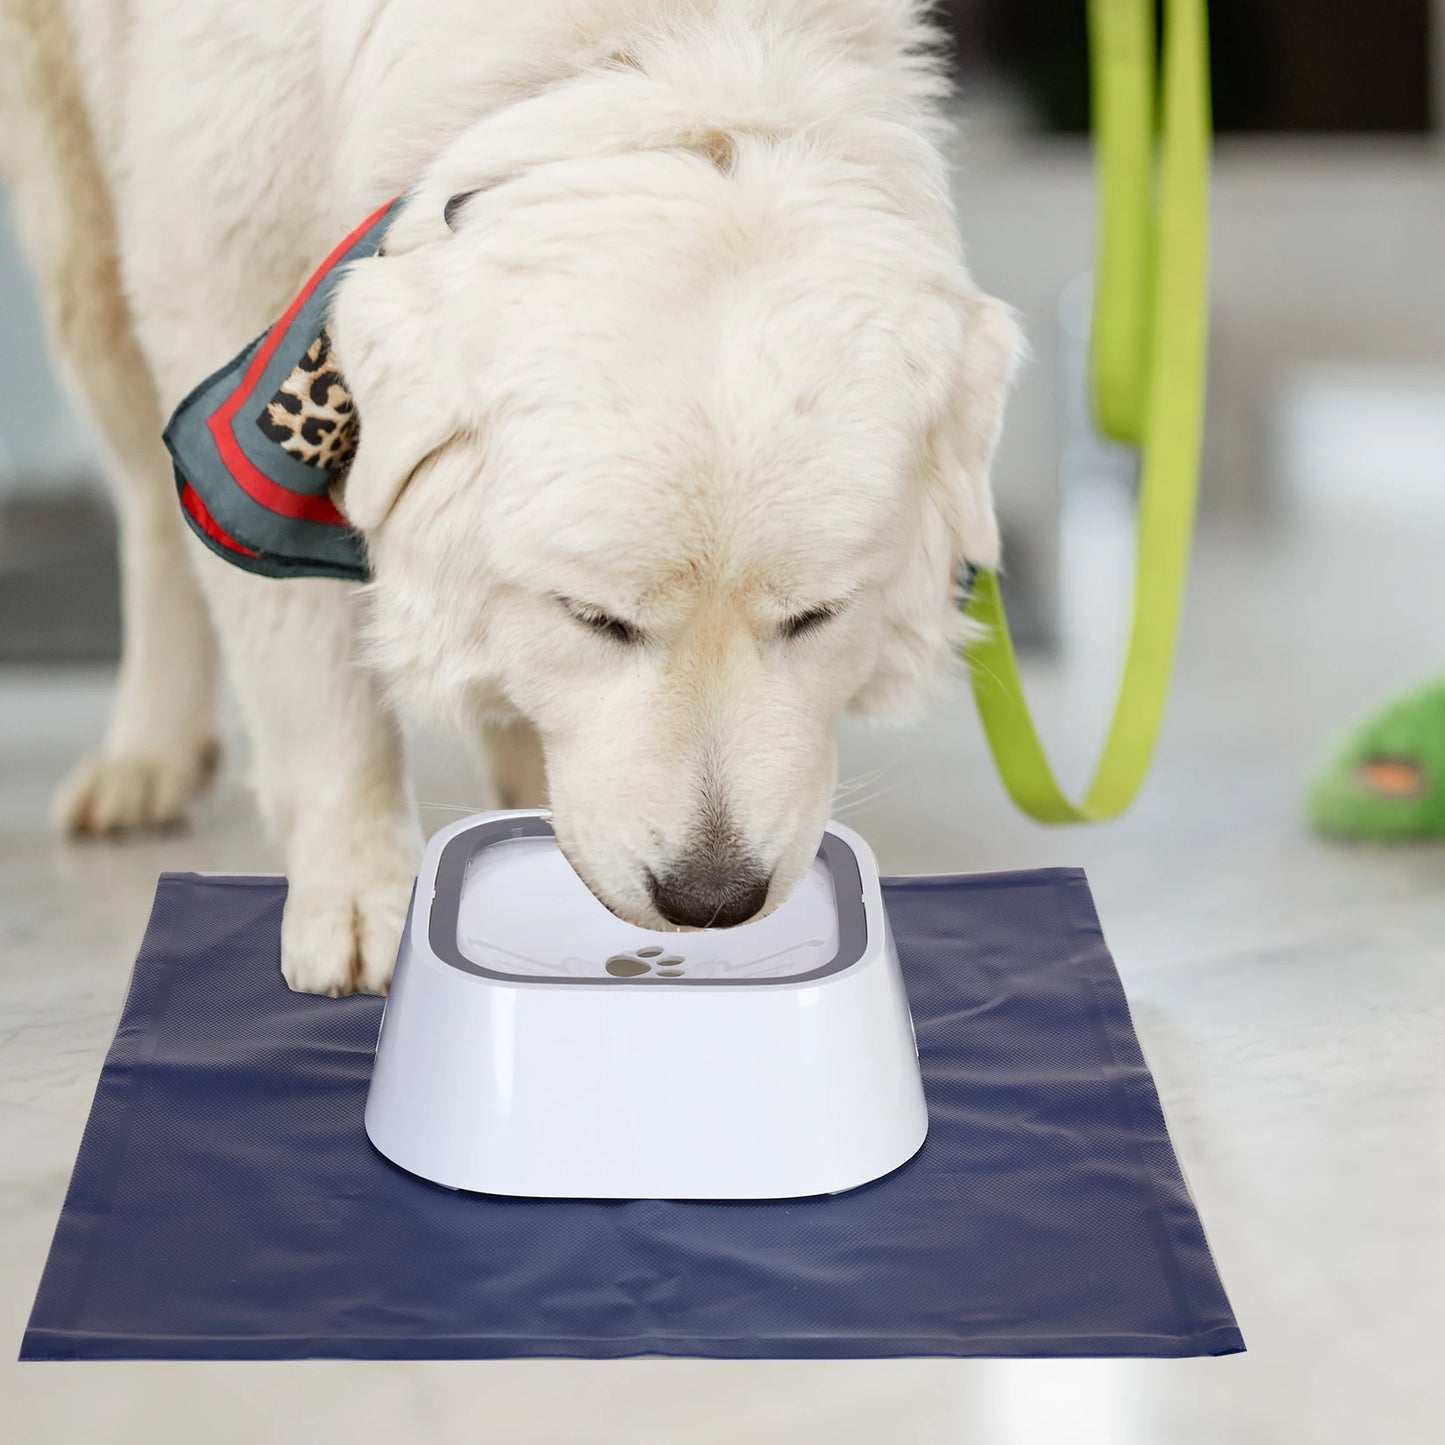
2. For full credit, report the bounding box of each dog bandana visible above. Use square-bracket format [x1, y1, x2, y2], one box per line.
[163, 198, 404, 581]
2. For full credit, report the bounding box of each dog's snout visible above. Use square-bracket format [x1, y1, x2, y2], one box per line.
[649, 861, 771, 929]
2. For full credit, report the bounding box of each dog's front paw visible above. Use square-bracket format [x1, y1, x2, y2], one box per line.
[55, 739, 222, 835]
[281, 860, 415, 997]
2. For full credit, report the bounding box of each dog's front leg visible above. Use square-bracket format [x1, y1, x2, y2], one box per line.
[481, 717, 548, 811]
[195, 555, 419, 995]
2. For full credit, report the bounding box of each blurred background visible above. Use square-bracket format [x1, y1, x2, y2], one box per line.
[3, 5, 1444, 1443]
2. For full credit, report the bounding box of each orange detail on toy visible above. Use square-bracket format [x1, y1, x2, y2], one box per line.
[1355, 759, 1427, 799]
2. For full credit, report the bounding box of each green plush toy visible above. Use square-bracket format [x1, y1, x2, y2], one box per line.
[1308, 677, 1445, 840]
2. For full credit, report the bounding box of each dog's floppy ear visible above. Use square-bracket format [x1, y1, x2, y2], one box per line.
[925, 291, 1023, 572]
[326, 254, 465, 533]
[849, 290, 1022, 717]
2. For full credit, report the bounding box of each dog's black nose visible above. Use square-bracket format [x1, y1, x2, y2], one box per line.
[649, 863, 772, 929]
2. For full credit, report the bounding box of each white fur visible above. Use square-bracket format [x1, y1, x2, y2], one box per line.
[2, 0, 1019, 992]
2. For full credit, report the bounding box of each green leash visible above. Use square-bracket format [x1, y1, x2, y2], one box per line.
[964, 0, 1211, 824]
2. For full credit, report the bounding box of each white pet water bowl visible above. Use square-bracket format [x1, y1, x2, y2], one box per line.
[365, 810, 927, 1199]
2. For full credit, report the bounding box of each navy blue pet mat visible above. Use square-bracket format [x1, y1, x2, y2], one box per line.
[22, 869, 1242, 1361]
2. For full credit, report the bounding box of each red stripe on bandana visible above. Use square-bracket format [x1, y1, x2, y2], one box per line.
[181, 481, 262, 559]
[207, 197, 396, 526]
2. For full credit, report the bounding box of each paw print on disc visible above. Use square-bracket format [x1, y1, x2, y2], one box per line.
[603, 946, 686, 978]
[605, 955, 650, 977]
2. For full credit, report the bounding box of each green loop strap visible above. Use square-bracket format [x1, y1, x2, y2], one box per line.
[964, 0, 1211, 824]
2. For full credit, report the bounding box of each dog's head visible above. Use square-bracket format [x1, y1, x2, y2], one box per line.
[328, 71, 1019, 929]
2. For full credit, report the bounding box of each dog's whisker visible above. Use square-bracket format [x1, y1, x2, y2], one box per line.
[831, 780, 903, 818]
[833, 783, 886, 805]
[833, 768, 889, 799]
[832, 759, 901, 807]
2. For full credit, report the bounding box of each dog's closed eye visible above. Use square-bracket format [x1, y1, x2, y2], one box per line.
[782, 603, 845, 640]
[560, 598, 644, 646]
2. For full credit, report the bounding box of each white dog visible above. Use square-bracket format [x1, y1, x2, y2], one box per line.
[1, 0, 1019, 994]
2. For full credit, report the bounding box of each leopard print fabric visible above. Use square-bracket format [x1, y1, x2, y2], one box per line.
[255, 328, 357, 478]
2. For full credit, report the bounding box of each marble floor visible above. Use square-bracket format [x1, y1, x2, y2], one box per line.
[3, 503, 1444, 1445]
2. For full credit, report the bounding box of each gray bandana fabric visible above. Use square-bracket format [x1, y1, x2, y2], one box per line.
[164, 198, 403, 581]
